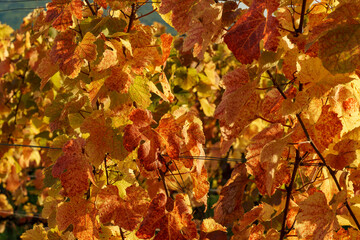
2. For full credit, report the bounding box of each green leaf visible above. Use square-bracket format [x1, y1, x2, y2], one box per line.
[319, 24, 360, 74]
[129, 76, 151, 109]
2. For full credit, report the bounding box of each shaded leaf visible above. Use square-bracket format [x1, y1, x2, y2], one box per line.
[214, 163, 248, 225]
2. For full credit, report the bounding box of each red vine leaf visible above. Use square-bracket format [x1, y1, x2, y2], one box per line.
[49, 30, 97, 78]
[136, 193, 167, 239]
[224, 0, 280, 64]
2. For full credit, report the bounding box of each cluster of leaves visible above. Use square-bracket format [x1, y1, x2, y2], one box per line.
[2, 0, 360, 239]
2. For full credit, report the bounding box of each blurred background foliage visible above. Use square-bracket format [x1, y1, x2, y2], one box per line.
[0, 1, 176, 34]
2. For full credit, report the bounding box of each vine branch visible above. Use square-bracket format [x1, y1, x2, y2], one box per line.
[296, 0, 307, 34]
[280, 149, 301, 240]
[84, 0, 96, 16]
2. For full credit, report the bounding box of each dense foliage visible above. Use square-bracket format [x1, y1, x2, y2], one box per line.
[2, 0, 360, 239]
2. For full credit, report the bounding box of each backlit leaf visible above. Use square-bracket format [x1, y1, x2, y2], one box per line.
[295, 192, 340, 239]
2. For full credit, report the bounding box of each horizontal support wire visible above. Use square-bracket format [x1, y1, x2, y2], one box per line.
[0, 143, 61, 150]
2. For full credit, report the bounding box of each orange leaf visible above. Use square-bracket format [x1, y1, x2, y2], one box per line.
[191, 166, 210, 201]
[136, 193, 167, 239]
[326, 139, 360, 170]
[200, 218, 227, 240]
[246, 124, 291, 196]
[45, 0, 83, 31]
[137, 193, 198, 240]
[80, 111, 124, 167]
[157, 114, 182, 159]
[104, 67, 132, 93]
[123, 109, 166, 172]
[96, 185, 149, 231]
[213, 163, 248, 225]
[214, 66, 261, 152]
[160, 33, 173, 63]
[295, 191, 340, 239]
[52, 138, 94, 197]
[36, 53, 59, 89]
[57, 197, 99, 240]
[49, 30, 97, 78]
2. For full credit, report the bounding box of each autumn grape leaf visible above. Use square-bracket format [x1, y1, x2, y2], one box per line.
[214, 66, 261, 153]
[260, 133, 290, 196]
[158, 0, 199, 34]
[49, 30, 97, 78]
[52, 138, 94, 197]
[129, 76, 152, 109]
[137, 193, 198, 240]
[190, 166, 210, 201]
[57, 197, 99, 240]
[246, 123, 291, 196]
[326, 139, 360, 170]
[136, 193, 167, 238]
[224, 0, 280, 64]
[6, 165, 21, 193]
[104, 66, 132, 93]
[0, 194, 13, 217]
[123, 109, 166, 172]
[160, 33, 173, 63]
[329, 84, 360, 134]
[45, 0, 83, 31]
[80, 111, 124, 167]
[213, 163, 248, 225]
[296, 56, 353, 98]
[261, 86, 297, 123]
[200, 218, 227, 240]
[319, 24, 360, 74]
[291, 105, 343, 153]
[157, 114, 182, 158]
[295, 191, 340, 239]
[36, 53, 59, 89]
[96, 185, 149, 230]
[20, 224, 47, 240]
